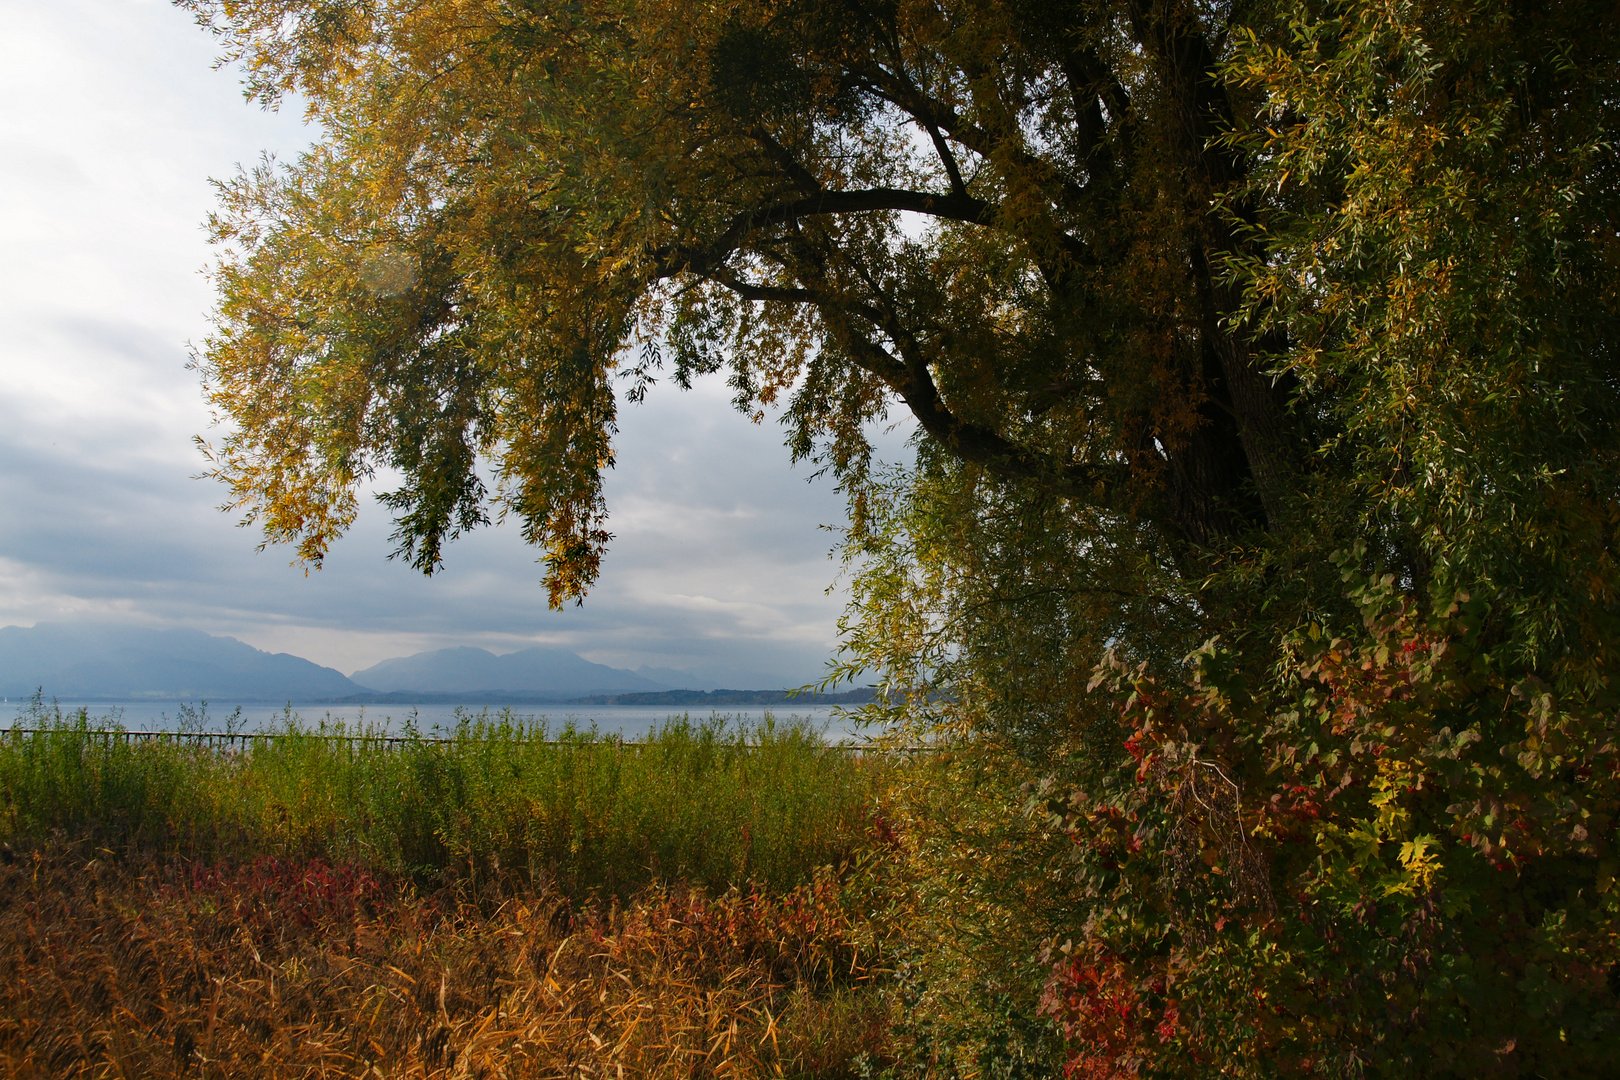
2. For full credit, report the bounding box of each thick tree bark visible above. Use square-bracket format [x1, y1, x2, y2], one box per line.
[1130, 0, 1297, 533]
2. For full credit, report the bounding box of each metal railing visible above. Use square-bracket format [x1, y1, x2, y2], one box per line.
[3, 728, 454, 749]
[0, 727, 928, 751]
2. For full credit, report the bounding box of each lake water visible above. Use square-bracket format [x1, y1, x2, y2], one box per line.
[0, 698, 877, 743]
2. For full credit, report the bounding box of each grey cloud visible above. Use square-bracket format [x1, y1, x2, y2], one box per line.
[0, 0, 909, 687]
[0, 369, 874, 685]
[0, 140, 91, 191]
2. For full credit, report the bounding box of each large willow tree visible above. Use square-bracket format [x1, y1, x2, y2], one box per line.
[189, 0, 1338, 598]
[187, 0, 1619, 1073]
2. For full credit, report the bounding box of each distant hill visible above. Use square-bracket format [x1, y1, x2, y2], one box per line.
[631, 664, 805, 692]
[564, 688, 879, 707]
[0, 623, 364, 701]
[348, 645, 668, 699]
[0, 624, 824, 706]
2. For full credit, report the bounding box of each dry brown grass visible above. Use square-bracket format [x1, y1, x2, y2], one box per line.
[0, 845, 892, 1078]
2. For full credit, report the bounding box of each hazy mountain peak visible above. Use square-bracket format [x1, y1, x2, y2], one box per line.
[0, 622, 807, 704]
[349, 645, 667, 697]
[634, 665, 706, 690]
[0, 621, 362, 701]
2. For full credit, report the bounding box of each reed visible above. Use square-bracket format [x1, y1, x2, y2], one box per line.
[0, 699, 875, 895]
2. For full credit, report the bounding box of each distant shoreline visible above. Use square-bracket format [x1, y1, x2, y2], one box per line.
[5, 688, 880, 708]
[319, 688, 879, 707]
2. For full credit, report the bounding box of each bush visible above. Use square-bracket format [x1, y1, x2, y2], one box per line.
[1058, 564, 1620, 1076]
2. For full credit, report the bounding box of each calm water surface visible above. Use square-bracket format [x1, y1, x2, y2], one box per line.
[2, 698, 873, 742]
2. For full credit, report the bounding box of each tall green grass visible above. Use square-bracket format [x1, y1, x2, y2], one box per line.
[0, 700, 874, 894]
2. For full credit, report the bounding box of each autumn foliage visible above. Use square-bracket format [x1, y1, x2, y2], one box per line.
[1051, 560, 1620, 1075]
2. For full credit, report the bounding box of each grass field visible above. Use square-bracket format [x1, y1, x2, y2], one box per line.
[0, 699, 874, 895]
[0, 701, 898, 1077]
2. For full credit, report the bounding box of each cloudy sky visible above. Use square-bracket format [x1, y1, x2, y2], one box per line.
[0, 0, 902, 686]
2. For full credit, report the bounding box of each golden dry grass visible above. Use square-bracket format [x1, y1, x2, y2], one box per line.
[0, 845, 891, 1079]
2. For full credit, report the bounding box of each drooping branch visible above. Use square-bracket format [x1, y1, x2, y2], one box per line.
[924, 121, 969, 198]
[749, 129, 824, 197]
[806, 290, 1136, 513]
[1058, 45, 1135, 185]
[649, 186, 998, 281]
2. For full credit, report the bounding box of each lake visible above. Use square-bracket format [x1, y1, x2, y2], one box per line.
[1, 698, 878, 742]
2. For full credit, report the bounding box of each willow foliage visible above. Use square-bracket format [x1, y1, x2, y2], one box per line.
[834, 2, 1620, 1075]
[189, 0, 1327, 605]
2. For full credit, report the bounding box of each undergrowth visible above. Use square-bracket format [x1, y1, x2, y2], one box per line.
[0, 842, 893, 1078]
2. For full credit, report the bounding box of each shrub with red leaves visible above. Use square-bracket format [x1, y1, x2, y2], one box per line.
[1038, 951, 1165, 1079]
[1050, 564, 1620, 1076]
[180, 857, 392, 936]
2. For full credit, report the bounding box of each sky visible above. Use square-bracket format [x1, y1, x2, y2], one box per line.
[0, 0, 901, 686]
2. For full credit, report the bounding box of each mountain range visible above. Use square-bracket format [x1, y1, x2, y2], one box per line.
[0, 622, 805, 702]
[0, 623, 360, 701]
[349, 645, 665, 698]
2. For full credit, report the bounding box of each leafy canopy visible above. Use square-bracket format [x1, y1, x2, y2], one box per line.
[190, 0, 1325, 609]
